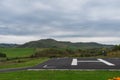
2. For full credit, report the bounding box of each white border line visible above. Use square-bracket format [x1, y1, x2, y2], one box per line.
[71, 58, 77, 66]
[98, 59, 115, 66]
[27, 69, 120, 71]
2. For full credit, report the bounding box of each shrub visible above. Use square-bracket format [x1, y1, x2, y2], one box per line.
[0, 52, 6, 57]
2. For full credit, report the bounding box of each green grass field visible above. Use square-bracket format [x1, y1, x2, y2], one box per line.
[0, 58, 49, 69]
[0, 70, 120, 80]
[0, 48, 120, 80]
[0, 48, 35, 58]
[0, 48, 49, 69]
[0, 48, 48, 69]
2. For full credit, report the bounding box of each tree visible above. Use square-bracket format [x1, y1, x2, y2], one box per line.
[112, 45, 120, 51]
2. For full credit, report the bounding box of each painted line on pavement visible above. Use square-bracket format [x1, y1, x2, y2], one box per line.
[77, 61, 100, 62]
[71, 58, 77, 66]
[98, 59, 115, 66]
[43, 65, 47, 68]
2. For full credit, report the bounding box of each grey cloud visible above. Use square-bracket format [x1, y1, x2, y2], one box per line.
[0, 0, 120, 44]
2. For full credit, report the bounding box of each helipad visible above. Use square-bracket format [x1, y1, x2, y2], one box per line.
[29, 58, 120, 70]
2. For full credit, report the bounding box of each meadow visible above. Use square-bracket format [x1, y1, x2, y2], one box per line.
[0, 48, 120, 80]
[0, 48, 49, 69]
[0, 58, 48, 69]
[0, 48, 35, 58]
[0, 70, 120, 80]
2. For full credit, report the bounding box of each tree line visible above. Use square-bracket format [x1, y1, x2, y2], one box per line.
[30, 48, 106, 58]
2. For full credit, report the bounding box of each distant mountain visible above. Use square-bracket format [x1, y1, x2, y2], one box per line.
[0, 43, 18, 48]
[18, 39, 113, 49]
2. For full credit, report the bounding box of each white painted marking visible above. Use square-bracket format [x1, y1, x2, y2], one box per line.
[98, 59, 115, 66]
[43, 65, 47, 68]
[77, 61, 100, 62]
[71, 58, 77, 66]
[28, 69, 42, 71]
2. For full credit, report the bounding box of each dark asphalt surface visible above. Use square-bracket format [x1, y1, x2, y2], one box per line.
[30, 58, 120, 70]
[0, 58, 120, 72]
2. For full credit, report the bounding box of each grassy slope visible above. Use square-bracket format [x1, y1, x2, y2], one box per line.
[0, 71, 120, 80]
[0, 48, 35, 58]
[0, 48, 49, 69]
[19, 39, 112, 49]
[0, 58, 49, 69]
[108, 51, 120, 57]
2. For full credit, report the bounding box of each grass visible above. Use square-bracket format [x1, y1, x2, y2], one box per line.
[0, 70, 120, 80]
[0, 48, 35, 58]
[0, 48, 49, 69]
[0, 58, 49, 69]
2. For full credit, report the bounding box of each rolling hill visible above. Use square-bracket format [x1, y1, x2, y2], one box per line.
[0, 43, 18, 48]
[18, 39, 113, 49]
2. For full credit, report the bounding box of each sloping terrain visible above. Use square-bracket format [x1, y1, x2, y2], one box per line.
[18, 39, 113, 49]
[0, 44, 18, 48]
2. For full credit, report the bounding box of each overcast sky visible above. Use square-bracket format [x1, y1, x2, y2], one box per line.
[0, 0, 120, 44]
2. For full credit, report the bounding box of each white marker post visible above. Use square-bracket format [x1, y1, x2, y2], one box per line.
[98, 59, 115, 66]
[71, 58, 77, 66]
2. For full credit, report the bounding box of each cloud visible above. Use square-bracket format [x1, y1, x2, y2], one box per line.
[55, 37, 120, 45]
[0, 0, 120, 44]
[0, 35, 39, 44]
